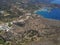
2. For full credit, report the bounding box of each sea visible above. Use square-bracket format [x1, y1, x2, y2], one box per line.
[35, 7, 60, 20]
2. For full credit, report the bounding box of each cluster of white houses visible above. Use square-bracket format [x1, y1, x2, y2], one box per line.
[0, 22, 13, 31]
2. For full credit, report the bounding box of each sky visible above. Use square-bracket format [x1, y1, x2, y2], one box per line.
[51, 0, 60, 4]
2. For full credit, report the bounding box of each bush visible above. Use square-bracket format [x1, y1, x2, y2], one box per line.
[0, 38, 5, 44]
[8, 22, 12, 27]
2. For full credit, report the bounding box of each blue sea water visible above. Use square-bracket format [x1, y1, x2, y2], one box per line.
[35, 8, 60, 20]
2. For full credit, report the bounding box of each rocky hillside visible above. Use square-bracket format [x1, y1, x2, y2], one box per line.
[0, 14, 60, 45]
[0, 0, 60, 45]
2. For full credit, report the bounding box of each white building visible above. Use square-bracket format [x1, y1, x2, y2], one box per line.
[0, 23, 12, 31]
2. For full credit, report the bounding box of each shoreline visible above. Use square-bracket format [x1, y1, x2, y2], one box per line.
[34, 9, 60, 22]
[34, 13, 60, 22]
[39, 14, 60, 21]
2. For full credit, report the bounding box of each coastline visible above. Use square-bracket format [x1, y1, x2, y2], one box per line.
[38, 14, 60, 21]
[34, 8, 60, 21]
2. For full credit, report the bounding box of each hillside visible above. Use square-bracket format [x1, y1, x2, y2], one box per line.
[0, 14, 60, 45]
[0, 0, 60, 45]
